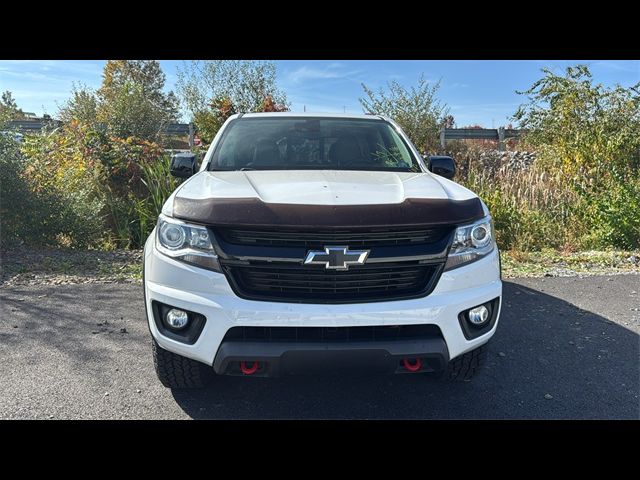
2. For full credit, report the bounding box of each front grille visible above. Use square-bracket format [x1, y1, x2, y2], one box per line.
[216, 226, 450, 249]
[214, 225, 452, 304]
[222, 261, 442, 303]
[223, 324, 442, 343]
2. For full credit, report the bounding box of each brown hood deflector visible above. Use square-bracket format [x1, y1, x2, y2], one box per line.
[172, 197, 485, 228]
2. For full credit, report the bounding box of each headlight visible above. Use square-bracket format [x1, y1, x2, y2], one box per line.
[155, 214, 221, 272]
[159, 222, 186, 249]
[445, 216, 496, 270]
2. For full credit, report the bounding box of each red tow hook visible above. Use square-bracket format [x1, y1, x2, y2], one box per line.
[240, 361, 260, 375]
[402, 357, 422, 372]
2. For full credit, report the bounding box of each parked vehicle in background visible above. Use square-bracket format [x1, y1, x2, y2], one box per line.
[143, 113, 502, 388]
[1, 131, 24, 143]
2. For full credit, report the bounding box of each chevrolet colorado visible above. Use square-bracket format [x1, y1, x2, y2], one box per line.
[143, 113, 502, 388]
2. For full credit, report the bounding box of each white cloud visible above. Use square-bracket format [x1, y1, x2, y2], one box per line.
[0, 60, 104, 88]
[0, 61, 105, 117]
[592, 60, 639, 73]
[1, 69, 59, 82]
[287, 65, 361, 84]
[9, 89, 70, 101]
[0, 60, 103, 76]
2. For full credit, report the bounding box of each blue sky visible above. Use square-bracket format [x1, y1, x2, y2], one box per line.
[1, 60, 637, 127]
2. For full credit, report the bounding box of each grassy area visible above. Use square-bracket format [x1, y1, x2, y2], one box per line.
[500, 249, 640, 278]
[1, 248, 143, 285]
[97, 261, 144, 281]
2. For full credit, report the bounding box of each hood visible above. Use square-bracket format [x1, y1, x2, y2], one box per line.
[174, 170, 476, 205]
[170, 170, 483, 228]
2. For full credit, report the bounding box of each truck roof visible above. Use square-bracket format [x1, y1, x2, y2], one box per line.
[233, 112, 384, 120]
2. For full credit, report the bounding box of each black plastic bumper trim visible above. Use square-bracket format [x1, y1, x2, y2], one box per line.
[212, 338, 449, 377]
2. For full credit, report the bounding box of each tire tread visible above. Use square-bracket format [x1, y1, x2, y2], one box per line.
[446, 343, 488, 381]
[152, 339, 211, 389]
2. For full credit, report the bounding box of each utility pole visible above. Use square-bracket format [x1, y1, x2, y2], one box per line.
[497, 126, 506, 152]
[343, 106, 346, 113]
[188, 123, 194, 149]
[303, 105, 306, 112]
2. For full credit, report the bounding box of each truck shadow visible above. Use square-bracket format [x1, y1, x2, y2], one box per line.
[172, 280, 640, 419]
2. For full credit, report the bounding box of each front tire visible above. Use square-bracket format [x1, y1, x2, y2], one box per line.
[445, 343, 488, 382]
[152, 339, 212, 389]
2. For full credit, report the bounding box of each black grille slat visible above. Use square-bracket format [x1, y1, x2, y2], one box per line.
[248, 279, 419, 287]
[218, 226, 450, 249]
[249, 270, 421, 276]
[223, 261, 440, 302]
[248, 265, 424, 273]
[244, 282, 414, 292]
[246, 272, 423, 284]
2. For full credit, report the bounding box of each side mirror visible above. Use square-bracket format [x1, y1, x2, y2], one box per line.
[170, 153, 197, 179]
[427, 155, 456, 180]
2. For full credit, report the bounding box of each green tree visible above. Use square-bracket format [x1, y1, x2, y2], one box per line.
[176, 60, 289, 142]
[359, 75, 449, 154]
[0, 91, 26, 123]
[96, 60, 179, 140]
[58, 83, 99, 127]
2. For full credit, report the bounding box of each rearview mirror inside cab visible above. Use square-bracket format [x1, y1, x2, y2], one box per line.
[427, 156, 456, 180]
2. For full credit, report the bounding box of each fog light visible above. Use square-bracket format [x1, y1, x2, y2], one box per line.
[468, 305, 489, 326]
[166, 309, 189, 329]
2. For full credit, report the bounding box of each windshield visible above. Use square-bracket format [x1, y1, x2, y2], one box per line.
[209, 117, 421, 172]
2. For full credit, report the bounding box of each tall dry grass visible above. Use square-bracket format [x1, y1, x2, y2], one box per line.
[459, 152, 589, 252]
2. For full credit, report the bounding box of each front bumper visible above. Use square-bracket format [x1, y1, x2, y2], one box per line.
[214, 337, 449, 377]
[143, 231, 502, 370]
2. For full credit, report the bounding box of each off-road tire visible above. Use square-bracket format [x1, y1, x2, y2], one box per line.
[152, 339, 212, 389]
[445, 343, 488, 382]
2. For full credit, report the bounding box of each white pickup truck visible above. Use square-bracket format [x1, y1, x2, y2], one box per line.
[143, 112, 502, 388]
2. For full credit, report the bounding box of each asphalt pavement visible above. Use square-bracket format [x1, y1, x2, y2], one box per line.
[1, 275, 638, 419]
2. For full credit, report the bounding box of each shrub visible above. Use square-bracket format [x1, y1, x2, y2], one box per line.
[511, 65, 640, 250]
[1, 127, 104, 248]
[17, 122, 169, 249]
[578, 171, 640, 250]
[125, 153, 180, 249]
[1, 133, 36, 246]
[17, 124, 107, 248]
